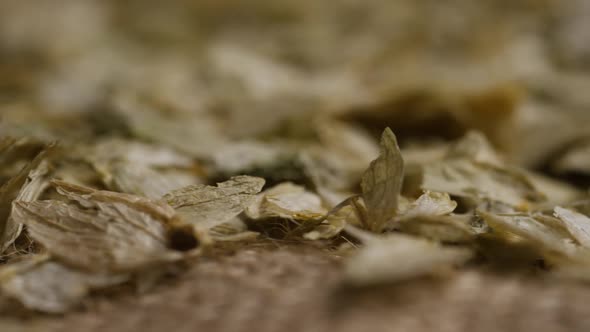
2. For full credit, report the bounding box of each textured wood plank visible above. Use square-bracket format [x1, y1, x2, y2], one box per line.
[3, 245, 590, 332]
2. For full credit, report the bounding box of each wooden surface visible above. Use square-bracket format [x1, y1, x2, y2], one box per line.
[2, 244, 590, 332]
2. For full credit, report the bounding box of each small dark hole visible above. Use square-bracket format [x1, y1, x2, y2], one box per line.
[168, 226, 200, 252]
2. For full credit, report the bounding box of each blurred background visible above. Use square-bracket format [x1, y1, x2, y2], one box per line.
[1, 0, 590, 175]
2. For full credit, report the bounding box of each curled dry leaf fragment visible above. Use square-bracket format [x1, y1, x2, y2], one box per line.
[345, 230, 472, 285]
[208, 218, 260, 242]
[1, 160, 50, 253]
[398, 215, 475, 243]
[524, 171, 582, 207]
[245, 182, 328, 238]
[394, 191, 472, 242]
[398, 191, 458, 219]
[52, 180, 178, 220]
[417, 132, 546, 209]
[554, 207, 590, 249]
[12, 181, 201, 273]
[0, 255, 128, 313]
[12, 200, 185, 272]
[478, 210, 576, 259]
[0, 144, 54, 253]
[422, 159, 544, 209]
[546, 207, 590, 280]
[165, 176, 265, 231]
[246, 182, 327, 221]
[360, 128, 404, 233]
[304, 204, 357, 240]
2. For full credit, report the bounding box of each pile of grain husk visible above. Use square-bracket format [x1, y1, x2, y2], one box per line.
[2, 1, 590, 331]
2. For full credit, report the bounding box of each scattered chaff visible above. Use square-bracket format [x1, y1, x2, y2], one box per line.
[1, 4, 590, 316]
